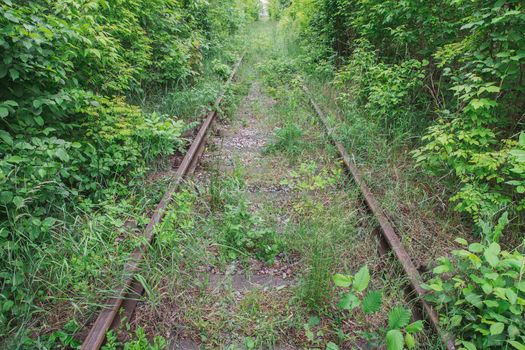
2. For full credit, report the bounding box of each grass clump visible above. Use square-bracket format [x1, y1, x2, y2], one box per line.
[210, 167, 282, 264]
[264, 122, 305, 158]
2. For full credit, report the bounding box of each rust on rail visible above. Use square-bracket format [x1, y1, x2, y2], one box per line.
[81, 55, 244, 350]
[302, 85, 456, 350]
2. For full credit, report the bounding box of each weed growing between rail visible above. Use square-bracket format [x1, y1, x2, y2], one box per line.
[125, 19, 448, 349]
[268, 3, 525, 347]
[0, 3, 258, 347]
[249, 19, 458, 348]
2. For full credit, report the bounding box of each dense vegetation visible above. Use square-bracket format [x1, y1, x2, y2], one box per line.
[2, 0, 525, 348]
[0, 0, 258, 346]
[272, 0, 525, 236]
[270, 1, 525, 349]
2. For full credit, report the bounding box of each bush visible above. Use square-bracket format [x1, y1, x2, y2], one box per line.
[0, 0, 256, 340]
[277, 0, 525, 235]
[423, 239, 525, 349]
[335, 39, 427, 135]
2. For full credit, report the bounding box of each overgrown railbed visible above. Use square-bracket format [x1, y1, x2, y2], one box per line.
[3, 1, 525, 349]
[0, 0, 260, 347]
[268, 1, 525, 348]
[127, 21, 444, 349]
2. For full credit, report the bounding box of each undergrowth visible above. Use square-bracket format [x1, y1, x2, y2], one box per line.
[0, 0, 259, 346]
[210, 165, 282, 264]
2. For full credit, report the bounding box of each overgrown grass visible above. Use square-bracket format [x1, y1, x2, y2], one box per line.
[0, 27, 251, 350]
[252, 20, 450, 348]
[4, 177, 171, 348]
[60, 18, 459, 350]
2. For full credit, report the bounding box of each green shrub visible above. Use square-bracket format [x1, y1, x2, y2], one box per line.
[104, 328, 167, 350]
[335, 39, 427, 135]
[222, 202, 281, 263]
[333, 266, 424, 350]
[0, 0, 257, 340]
[423, 239, 525, 349]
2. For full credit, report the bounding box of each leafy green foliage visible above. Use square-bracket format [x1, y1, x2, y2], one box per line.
[423, 239, 525, 349]
[268, 0, 291, 20]
[103, 328, 166, 350]
[386, 329, 404, 350]
[211, 171, 281, 263]
[0, 0, 256, 341]
[264, 122, 305, 157]
[387, 307, 412, 330]
[278, 0, 525, 235]
[334, 39, 428, 136]
[332, 266, 423, 349]
[362, 291, 382, 314]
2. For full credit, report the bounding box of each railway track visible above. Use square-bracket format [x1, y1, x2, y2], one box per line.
[81, 55, 244, 350]
[302, 85, 456, 350]
[80, 57, 453, 349]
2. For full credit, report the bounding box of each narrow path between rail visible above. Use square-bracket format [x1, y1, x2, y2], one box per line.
[127, 18, 446, 349]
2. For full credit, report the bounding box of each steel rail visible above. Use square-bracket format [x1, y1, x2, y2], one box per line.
[302, 85, 456, 350]
[81, 55, 244, 350]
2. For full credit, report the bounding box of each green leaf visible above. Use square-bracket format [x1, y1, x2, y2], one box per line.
[338, 292, 360, 310]
[505, 289, 517, 304]
[55, 148, 70, 162]
[333, 274, 352, 288]
[308, 315, 320, 327]
[484, 242, 500, 267]
[33, 99, 43, 109]
[3, 11, 19, 23]
[484, 85, 500, 93]
[508, 325, 520, 339]
[34, 116, 44, 126]
[13, 196, 24, 209]
[450, 315, 462, 327]
[461, 341, 477, 350]
[38, 168, 46, 178]
[362, 291, 382, 314]
[509, 341, 525, 350]
[519, 133, 525, 147]
[388, 307, 411, 330]
[0, 191, 13, 204]
[465, 293, 483, 308]
[352, 265, 370, 292]
[516, 281, 525, 293]
[7, 155, 23, 163]
[326, 342, 339, 350]
[3, 100, 17, 107]
[0, 106, 8, 118]
[0, 130, 13, 145]
[405, 320, 424, 334]
[490, 322, 504, 335]
[433, 264, 450, 274]
[483, 300, 499, 308]
[8, 68, 19, 80]
[454, 237, 468, 246]
[405, 333, 416, 349]
[244, 337, 255, 349]
[386, 329, 404, 350]
[469, 98, 496, 110]
[510, 150, 525, 162]
[468, 243, 484, 253]
[2, 300, 14, 312]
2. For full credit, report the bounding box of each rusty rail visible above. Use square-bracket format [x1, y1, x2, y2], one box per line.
[302, 85, 455, 350]
[81, 55, 244, 350]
